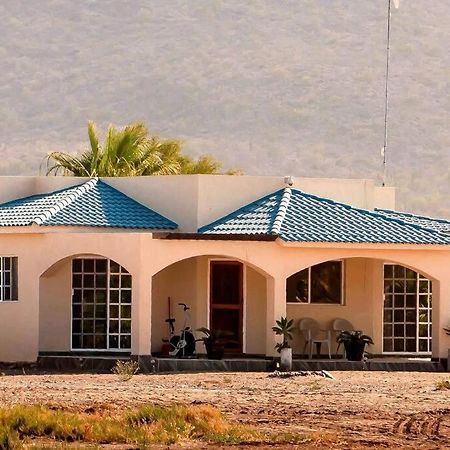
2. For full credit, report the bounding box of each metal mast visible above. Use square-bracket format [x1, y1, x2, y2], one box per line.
[382, 0, 399, 187]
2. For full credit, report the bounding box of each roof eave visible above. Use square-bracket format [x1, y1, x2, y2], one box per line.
[277, 240, 450, 250]
[157, 232, 278, 241]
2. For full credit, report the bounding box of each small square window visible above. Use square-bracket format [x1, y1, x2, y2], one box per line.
[383, 338, 393, 352]
[121, 290, 132, 303]
[95, 335, 107, 349]
[109, 335, 119, 349]
[95, 259, 107, 273]
[110, 275, 120, 289]
[72, 334, 82, 349]
[120, 320, 131, 334]
[109, 320, 119, 334]
[120, 335, 131, 349]
[384, 265, 393, 279]
[121, 275, 132, 289]
[84, 259, 95, 272]
[121, 305, 131, 319]
[72, 259, 83, 272]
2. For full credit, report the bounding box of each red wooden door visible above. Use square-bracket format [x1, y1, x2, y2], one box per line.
[210, 261, 243, 352]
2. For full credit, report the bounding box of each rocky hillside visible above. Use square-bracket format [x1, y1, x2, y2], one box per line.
[1, 0, 449, 217]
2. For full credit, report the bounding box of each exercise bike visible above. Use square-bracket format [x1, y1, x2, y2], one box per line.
[164, 302, 196, 358]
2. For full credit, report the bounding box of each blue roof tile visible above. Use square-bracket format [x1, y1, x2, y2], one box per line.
[0, 178, 177, 230]
[375, 208, 450, 234]
[199, 188, 450, 245]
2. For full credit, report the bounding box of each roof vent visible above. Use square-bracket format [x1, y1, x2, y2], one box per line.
[284, 175, 293, 187]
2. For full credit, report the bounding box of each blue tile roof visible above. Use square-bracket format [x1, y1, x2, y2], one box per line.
[0, 178, 178, 230]
[375, 208, 450, 234]
[199, 188, 450, 245]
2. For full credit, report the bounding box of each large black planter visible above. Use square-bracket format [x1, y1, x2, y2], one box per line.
[205, 342, 225, 360]
[344, 341, 366, 361]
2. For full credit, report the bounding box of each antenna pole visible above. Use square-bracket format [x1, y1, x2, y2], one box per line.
[382, 0, 392, 187]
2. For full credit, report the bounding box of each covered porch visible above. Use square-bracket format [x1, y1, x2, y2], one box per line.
[37, 245, 444, 366]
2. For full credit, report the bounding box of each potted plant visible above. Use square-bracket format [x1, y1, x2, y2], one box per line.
[272, 317, 295, 371]
[337, 331, 374, 361]
[196, 328, 231, 360]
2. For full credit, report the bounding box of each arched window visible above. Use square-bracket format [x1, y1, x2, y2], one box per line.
[71, 258, 132, 351]
[383, 264, 432, 354]
[286, 261, 343, 304]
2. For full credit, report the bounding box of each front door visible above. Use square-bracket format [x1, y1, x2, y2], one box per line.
[210, 261, 243, 352]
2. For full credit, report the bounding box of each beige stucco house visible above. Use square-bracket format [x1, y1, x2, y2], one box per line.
[0, 174, 449, 365]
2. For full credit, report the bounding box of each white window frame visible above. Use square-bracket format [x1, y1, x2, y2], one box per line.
[382, 263, 432, 355]
[0, 256, 18, 302]
[71, 256, 131, 352]
[286, 260, 345, 305]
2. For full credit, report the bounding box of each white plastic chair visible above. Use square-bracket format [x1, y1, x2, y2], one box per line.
[299, 318, 331, 359]
[332, 318, 355, 357]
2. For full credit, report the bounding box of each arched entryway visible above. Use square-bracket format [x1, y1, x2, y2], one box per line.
[39, 254, 132, 353]
[151, 255, 270, 356]
[285, 257, 436, 357]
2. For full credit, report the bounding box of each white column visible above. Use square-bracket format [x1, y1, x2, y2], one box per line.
[131, 273, 152, 355]
[265, 274, 287, 357]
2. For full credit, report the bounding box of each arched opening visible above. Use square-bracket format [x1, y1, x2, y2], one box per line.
[39, 255, 132, 354]
[151, 255, 269, 356]
[285, 257, 436, 357]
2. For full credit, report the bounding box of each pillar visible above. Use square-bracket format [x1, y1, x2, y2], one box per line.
[131, 273, 152, 355]
[265, 274, 287, 357]
[433, 278, 450, 361]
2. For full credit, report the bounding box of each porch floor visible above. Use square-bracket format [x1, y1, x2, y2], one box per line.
[37, 355, 446, 373]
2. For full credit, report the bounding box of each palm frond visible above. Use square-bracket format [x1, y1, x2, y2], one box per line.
[45, 121, 239, 178]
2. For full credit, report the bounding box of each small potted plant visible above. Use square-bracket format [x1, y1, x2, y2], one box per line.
[337, 331, 373, 361]
[196, 327, 231, 360]
[272, 317, 295, 371]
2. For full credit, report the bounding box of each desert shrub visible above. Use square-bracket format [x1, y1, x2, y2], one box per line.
[112, 359, 139, 381]
[435, 379, 450, 391]
[0, 428, 19, 450]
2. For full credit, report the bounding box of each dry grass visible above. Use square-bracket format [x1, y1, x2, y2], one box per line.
[435, 379, 450, 391]
[111, 359, 139, 381]
[0, 403, 307, 449]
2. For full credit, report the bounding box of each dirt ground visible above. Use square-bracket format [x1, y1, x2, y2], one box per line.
[1, 370, 450, 449]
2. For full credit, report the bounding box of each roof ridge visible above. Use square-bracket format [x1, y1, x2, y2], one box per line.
[33, 178, 99, 225]
[271, 187, 291, 235]
[198, 188, 285, 233]
[288, 188, 450, 239]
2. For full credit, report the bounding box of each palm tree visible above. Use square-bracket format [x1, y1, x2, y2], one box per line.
[46, 121, 236, 176]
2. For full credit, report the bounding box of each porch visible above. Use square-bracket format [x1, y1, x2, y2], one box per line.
[38, 251, 440, 364]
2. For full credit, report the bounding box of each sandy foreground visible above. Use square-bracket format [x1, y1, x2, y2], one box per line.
[0, 371, 449, 449]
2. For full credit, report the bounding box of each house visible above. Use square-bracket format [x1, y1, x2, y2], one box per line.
[0, 174, 449, 365]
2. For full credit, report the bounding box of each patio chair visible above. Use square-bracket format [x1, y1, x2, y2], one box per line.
[332, 318, 355, 357]
[298, 318, 332, 359]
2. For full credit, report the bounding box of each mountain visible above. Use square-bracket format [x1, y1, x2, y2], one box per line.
[1, 0, 449, 217]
